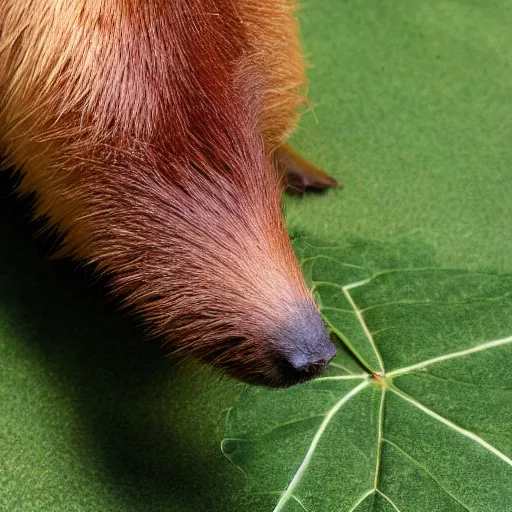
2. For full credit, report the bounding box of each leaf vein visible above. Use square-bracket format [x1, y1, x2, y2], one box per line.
[376, 489, 402, 512]
[222, 413, 328, 443]
[374, 388, 386, 490]
[383, 438, 471, 511]
[322, 316, 375, 371]
[387, 335, 512, 377]
[291, 494, 308, 511]
[343, 281, 385, 373]
[272, 380, 370, 512]
[390, 386, 512, 467]
[409, 372, 512, 391]
[329, 361, 359, 374]
[360, 295, 511, 312]
[314, 374, 369, 383]
[301, 255, 366, 269]
[347, 489, 374, 512]
[321, 305, 357, 314]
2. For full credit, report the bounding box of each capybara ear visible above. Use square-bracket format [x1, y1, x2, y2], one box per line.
[275, 143, 340, 194]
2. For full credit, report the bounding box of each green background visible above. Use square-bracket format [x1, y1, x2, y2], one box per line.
[1, 1, 511, 510]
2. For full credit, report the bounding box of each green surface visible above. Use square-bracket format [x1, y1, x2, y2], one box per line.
[288, 0, 512, 274]
[224, 239, 512, 511]
[1, 1, 511, 511]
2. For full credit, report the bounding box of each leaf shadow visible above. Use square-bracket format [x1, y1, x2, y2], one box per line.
[0, 171, 241, 511]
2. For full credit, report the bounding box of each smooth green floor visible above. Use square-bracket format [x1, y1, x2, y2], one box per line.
[1, 1, 511, 511]
[288, 0, 512, 274]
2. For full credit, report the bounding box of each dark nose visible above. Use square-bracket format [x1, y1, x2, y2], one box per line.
[278, 301, 337, 379]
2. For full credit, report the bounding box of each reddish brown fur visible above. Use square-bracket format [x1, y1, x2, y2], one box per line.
[0, 0, 327, 386]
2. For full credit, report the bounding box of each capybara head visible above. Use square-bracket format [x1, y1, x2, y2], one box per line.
[0, 2, 336, 387]
[102, 139, 337, 388]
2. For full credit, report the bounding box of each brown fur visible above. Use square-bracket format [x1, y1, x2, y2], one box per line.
[0, 0, 324, 386]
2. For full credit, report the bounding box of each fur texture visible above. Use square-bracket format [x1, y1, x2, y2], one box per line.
[0, 0, 334, 386]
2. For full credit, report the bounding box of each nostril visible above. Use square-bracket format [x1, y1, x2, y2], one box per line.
[288, 351, 335, 373]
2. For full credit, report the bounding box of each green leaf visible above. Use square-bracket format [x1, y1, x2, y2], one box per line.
[3, 1, 512, 510]
[223, 239, 512, 512]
